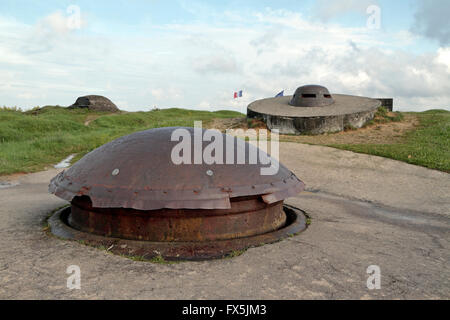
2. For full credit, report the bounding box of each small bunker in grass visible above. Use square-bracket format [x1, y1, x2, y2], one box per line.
[69, 95, 119, 113]
[48, 127, 307, 260]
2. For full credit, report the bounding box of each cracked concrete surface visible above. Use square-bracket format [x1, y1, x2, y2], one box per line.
[0, 142, 448, 299]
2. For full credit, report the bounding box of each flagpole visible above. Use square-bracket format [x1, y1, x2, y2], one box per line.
[233, 90, 245, 115]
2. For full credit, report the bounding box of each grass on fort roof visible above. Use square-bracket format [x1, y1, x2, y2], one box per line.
[0, 106, 244, 175]
[328, 109, 450, 173]
[0, 106, 448, 175]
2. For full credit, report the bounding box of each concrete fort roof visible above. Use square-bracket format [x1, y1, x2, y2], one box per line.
[248, 94, 381, 117]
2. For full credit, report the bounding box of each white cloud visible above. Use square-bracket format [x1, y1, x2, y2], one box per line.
[39, 11, 72, 35]
[313, 0, 377, 21]
[150, 88, 165, 100]
[0, 7, 448, 112]
[0, 46, 32, 65]
[151, 87, 183, 104]
[178, 8, 449, 111]
[192, 54, 239, 74]
[436, 47, 450, 70]
[411, 0, 450, 46]
[38, 7, 87, 34]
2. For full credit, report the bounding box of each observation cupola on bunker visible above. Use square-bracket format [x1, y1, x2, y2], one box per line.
[289, 85, 335, 107]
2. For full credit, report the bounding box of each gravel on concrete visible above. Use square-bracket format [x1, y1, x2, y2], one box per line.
[0, 143, 448, 299]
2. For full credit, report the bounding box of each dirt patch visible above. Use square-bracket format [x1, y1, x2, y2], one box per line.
[206, 114, 419, 145]
[0, 172, 27, 182]
[284, 114, 419, 145]
[84, 115, 101, 126]
[84, 111, 129, 126]
[207, 118, 248, 131]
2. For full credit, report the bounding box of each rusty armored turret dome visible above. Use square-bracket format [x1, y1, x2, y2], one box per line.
[289, 85, 334, 107]
[48, 127, 307, 260]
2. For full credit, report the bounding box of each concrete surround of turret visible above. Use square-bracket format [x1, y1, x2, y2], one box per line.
[247, 91, 382, 135]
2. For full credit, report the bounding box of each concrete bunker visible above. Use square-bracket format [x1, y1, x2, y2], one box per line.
[247, 84, 382, 135]
[69, 95, 119, 113]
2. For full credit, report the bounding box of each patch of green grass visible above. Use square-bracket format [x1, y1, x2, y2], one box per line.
[391, 113, 404, 122]
[125, 255, 149, 262]
[42, 204, 70, 235]
[328, 110, 450, 172]
[376, 106, 388, 117]
[362, 119, 375, 128]
[0, 106, 244, 175]
[225, 249, 247, 259]
[344, 124, 357, 131]
[120, 253, 178, 264]
[1, 106, 23, 112]
[374, 106, 404, 123]
[149, 255, 172, 264]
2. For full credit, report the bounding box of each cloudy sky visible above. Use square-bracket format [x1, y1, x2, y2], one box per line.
[0, 0, 449, 112]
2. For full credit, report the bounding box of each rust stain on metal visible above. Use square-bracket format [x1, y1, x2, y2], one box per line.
[48, 127, 306, 260]
[69, 195, 286, 242]
[49, 127, 304, 210]
[49, 205, 307, 261]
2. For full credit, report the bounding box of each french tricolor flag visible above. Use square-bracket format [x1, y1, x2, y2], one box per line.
[234, 90, 243, 99]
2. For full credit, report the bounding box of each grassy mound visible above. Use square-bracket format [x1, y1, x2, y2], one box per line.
[0, 106, 448, 175]
[0, 106, 243, 175]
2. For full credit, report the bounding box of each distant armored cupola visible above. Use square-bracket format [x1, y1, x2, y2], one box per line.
[289, 85, 334, 107]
